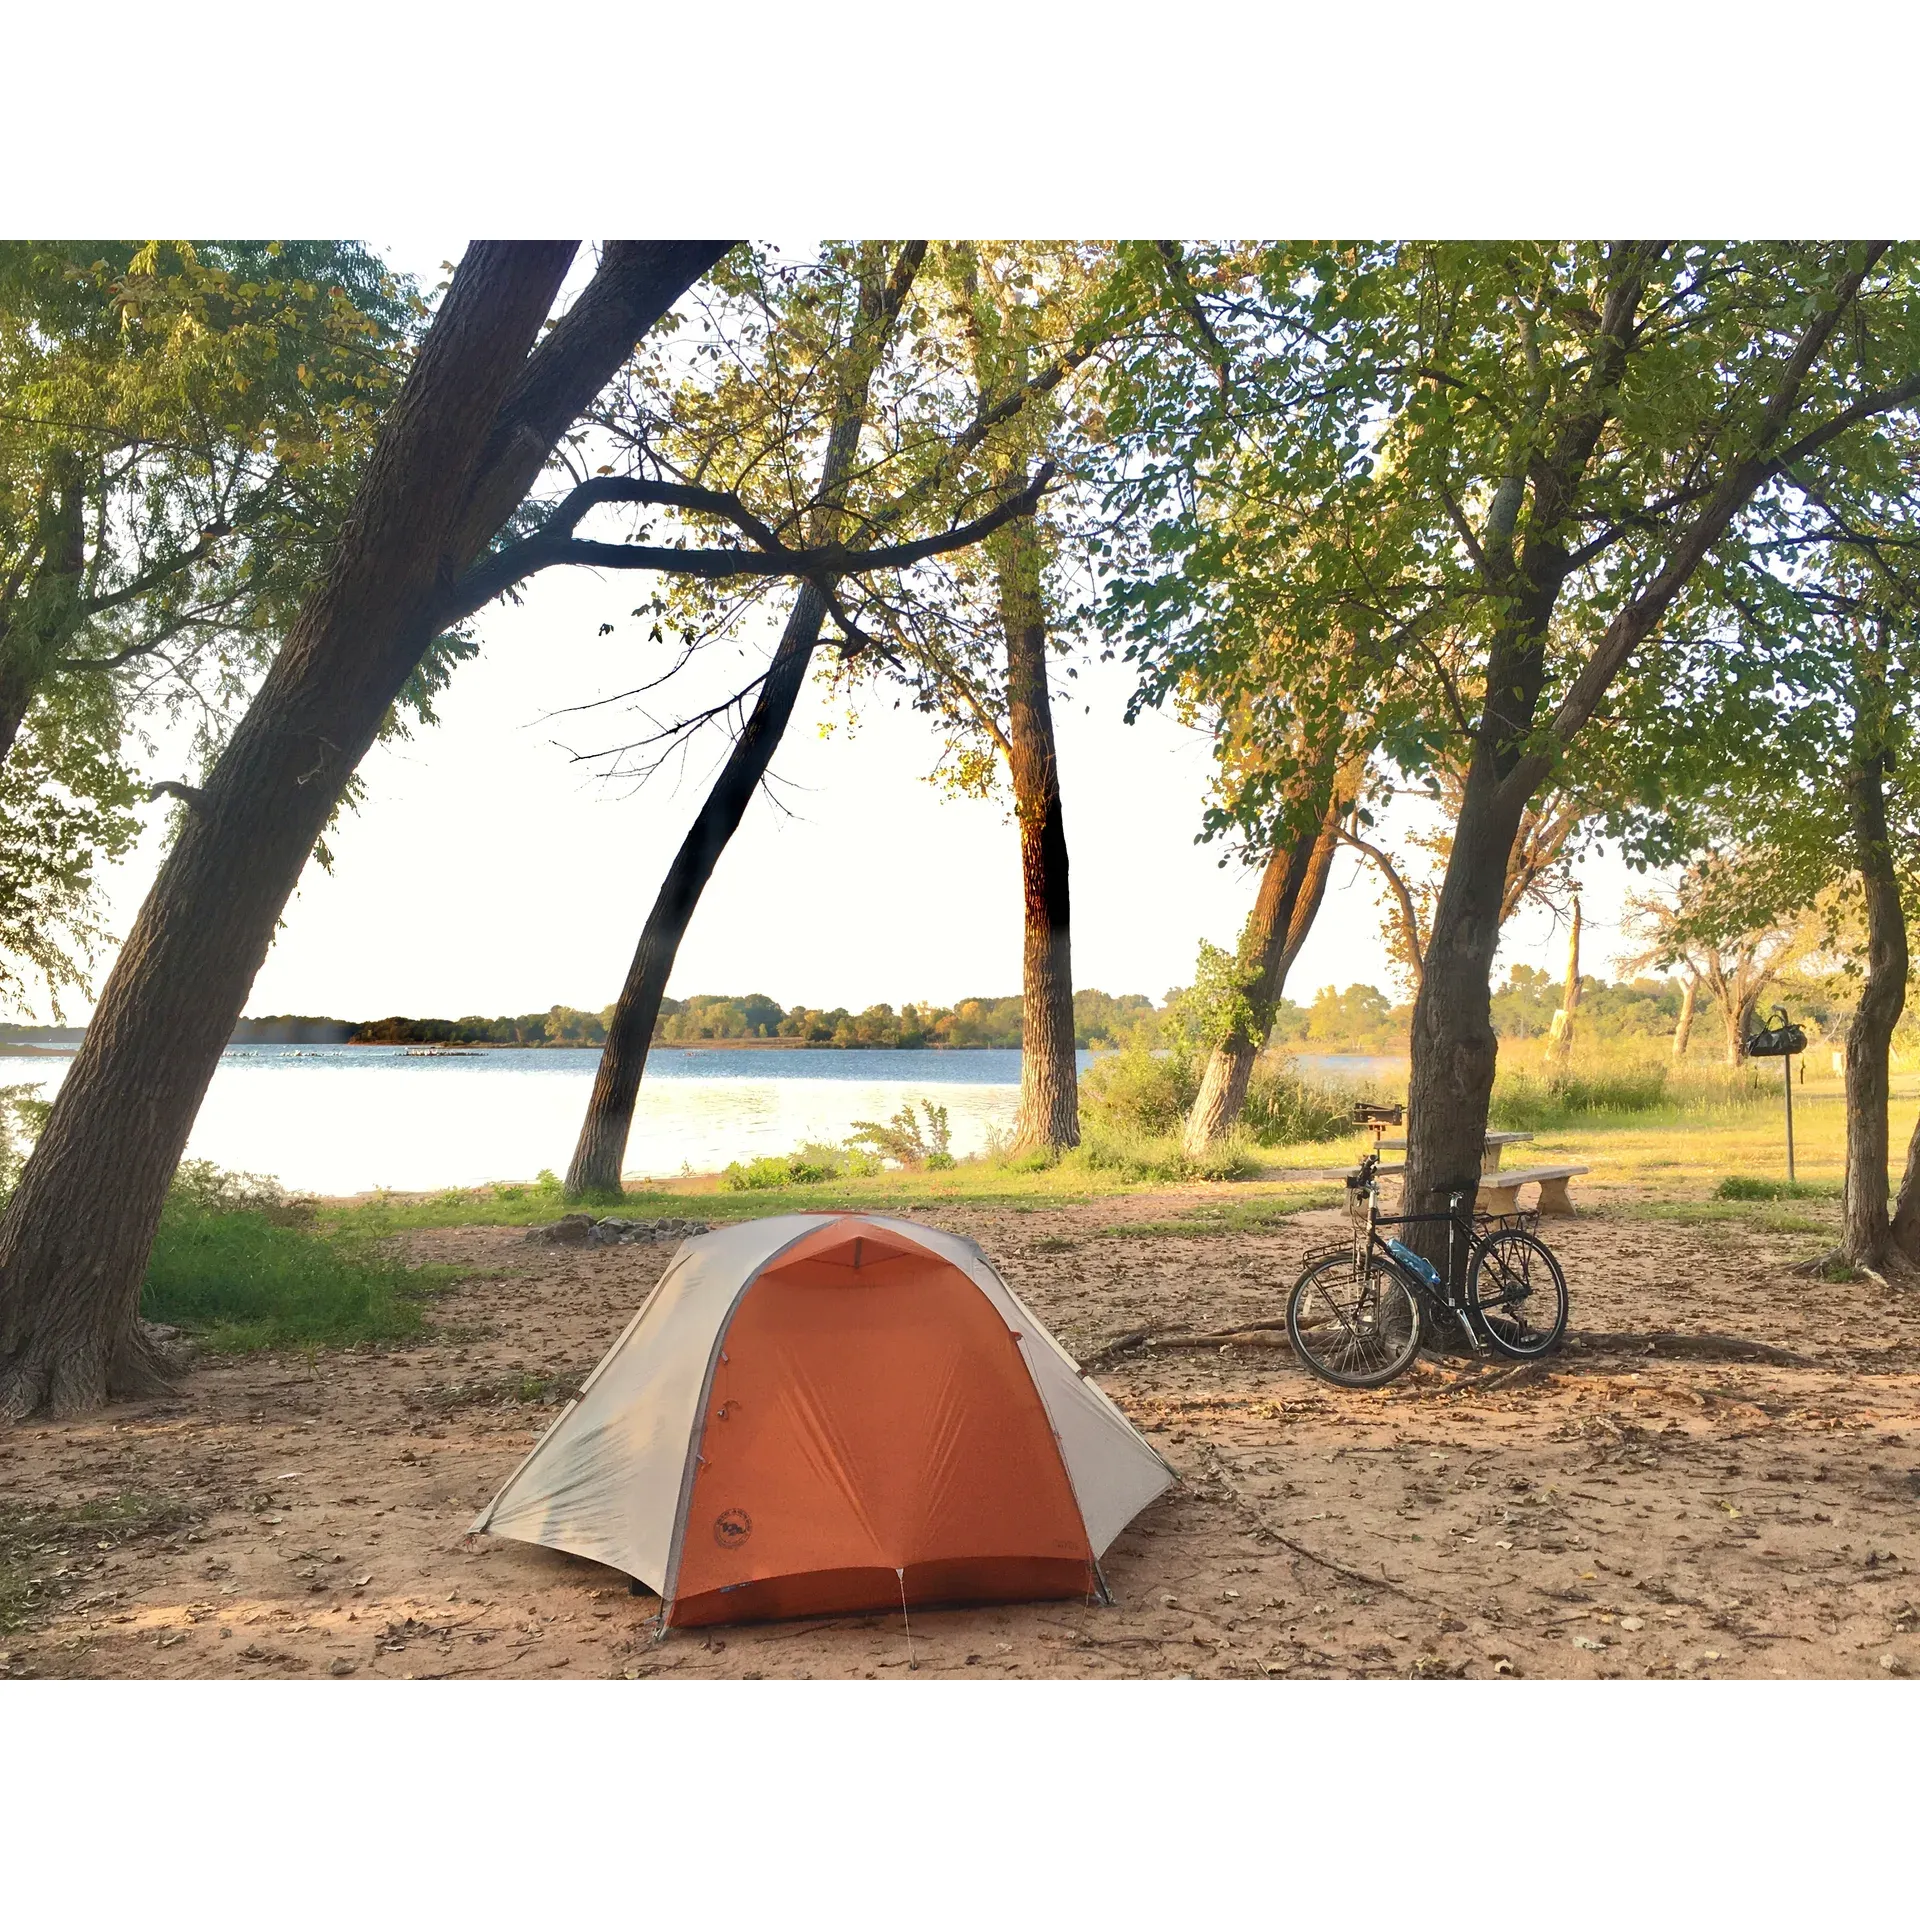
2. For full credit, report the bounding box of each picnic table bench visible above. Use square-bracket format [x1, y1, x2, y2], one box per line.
[1472, 1162, 1588, 1217]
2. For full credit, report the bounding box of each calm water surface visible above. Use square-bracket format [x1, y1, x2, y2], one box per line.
[9, 1045, 1404, 1195]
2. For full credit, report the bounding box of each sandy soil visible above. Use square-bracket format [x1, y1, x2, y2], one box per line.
[4, 1179, 1918, 1681]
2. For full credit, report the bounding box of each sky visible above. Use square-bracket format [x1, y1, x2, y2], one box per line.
[31, 241, 1652, 1028]
[61, 573, 1646, 1029]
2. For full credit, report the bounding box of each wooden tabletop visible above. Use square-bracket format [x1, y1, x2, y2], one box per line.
[1379, 1130, 1532, 1150]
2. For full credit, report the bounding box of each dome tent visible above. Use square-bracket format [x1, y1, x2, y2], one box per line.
[471, 1212, 1174, 1629]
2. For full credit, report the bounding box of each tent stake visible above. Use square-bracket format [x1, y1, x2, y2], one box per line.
[895, 1568, 917, 1671]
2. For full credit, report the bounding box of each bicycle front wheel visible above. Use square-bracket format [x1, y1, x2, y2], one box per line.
[1467, 1228, 1568, 1357]
[1288, 1250, 1425, 1388]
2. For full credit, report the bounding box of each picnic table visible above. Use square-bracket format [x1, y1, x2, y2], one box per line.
[1354, 1129, 1587, 1215]
[1381, 1130, 1532, 1174]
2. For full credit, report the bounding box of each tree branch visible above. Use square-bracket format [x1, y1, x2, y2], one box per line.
[1526, 245, 1894, 789]
[1338, 827, 1425, 988]
[439, 462, 1057, 628]
[148, 780, 207, 813]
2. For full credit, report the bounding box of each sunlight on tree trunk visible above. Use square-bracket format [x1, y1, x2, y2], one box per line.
[1184, 776, 1350, 1154]
[1000, 507, 1079, 1154]
[1542, 893, 1582, 1069]
[1842, 646, 1905, 1268]
[1671, 971, 1698, 1060]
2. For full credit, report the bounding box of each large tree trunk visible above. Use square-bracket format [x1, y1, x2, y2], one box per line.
[565, 589, 830, 1196]
[0, 241, 727, 1418]
[999, 509, 1078, 1154]
[1183, 781, 1348, 1154]
[1841, 657, 1905, 1266]
[1719, 979, 1759, 1069]
[1403, 758, 1535, 1250]
[563, 245, 923, 1199]
[1543, 893, 1582, 1069]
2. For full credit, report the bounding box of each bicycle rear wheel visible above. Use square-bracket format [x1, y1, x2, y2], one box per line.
[1467, 1228, 1568, 1357]
[1288, 1249, 1425, 1388]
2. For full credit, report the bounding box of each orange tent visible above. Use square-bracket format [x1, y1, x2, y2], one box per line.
[472, 1212, 1174, 1629]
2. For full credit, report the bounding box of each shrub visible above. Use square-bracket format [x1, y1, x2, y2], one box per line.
[845, 1101, 954, 1170]
[1715, 1174, 1841, 1201]
[168, 1158, 300, 1216]
[1239, 1062, 1353, 1146]
[1075, 1123, 1255, 1184]
[1489, 1066, 1670, 1129]
[720, 1141, 882, 1190]
[1078, 1048, 1197, 1136]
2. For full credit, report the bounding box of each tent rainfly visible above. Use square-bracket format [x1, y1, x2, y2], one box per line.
[471, 1212, 1174, 1628]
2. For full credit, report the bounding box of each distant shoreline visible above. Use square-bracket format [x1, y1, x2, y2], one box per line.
[2, 1037, 1412, 1061]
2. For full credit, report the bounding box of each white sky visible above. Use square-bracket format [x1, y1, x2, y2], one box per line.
[27, 237, 1645, 1027]
[64, 550, 1640, 1030]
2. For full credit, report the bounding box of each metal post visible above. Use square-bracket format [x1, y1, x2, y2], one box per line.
[1783, 1053, 1796, 1187]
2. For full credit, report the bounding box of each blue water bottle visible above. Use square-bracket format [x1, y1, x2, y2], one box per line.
[1386, 1238, 1441, 1288]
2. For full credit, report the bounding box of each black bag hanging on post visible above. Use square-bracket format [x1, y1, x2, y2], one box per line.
[1741, 1008, 1807, 1059]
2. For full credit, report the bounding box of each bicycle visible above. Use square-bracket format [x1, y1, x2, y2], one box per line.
[1287, 1103, 1569, 1388]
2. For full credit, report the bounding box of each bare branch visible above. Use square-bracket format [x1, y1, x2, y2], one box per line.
[440, 463, 1057, 628]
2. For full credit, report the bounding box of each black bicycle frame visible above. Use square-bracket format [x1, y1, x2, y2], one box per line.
[1348, 1160, 1487, 1351]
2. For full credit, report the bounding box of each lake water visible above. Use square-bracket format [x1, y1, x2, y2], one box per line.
[5, 1046, 1406, 1196]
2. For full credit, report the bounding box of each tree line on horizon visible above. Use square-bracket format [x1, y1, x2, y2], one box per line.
[210, 966, 1760, 1056]
[4, 238, 1920, 1419]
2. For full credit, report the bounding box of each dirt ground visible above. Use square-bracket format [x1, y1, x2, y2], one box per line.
[5, 1179, 1918, 1681]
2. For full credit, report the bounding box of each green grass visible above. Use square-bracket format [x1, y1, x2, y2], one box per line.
[1, 1492, 192, 1634]
[1715, 1174, 1843, 1202]
[143, 1199, 457, 1352]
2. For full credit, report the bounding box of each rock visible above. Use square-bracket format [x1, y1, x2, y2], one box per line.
[328, 1657, 357, 1678]
[1619, 1616, 1646, 1633]
[525, 1213, 595, 1245]
[1880, 1653, 1909, 1676]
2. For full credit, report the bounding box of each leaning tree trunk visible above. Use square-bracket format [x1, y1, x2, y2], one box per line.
[1672, 972, 1698, 1059]
[997, 507, 1078, 1154]
[563, 243, 923, 1198]
[566, 590, 831, 1196]
[1183, 782, 1348, 1155]
[1841, 668, 1906, 1267]
[0, 242, 726, 1418]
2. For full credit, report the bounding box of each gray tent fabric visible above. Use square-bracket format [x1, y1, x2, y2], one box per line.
[470, 1212, 1173, 1606]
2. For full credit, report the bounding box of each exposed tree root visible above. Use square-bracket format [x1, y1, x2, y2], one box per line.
[1788, 1242, 1920, 1285]
[1080, 1320, 1288, 1371]
[1560, 1329, 1822, 1369]
[0, 1321, 183, 1423]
